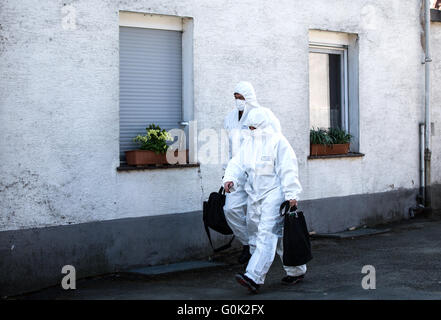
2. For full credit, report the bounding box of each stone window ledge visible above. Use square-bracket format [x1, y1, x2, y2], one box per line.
[307, 152, 365, 160]
[117, 163, 200, 172]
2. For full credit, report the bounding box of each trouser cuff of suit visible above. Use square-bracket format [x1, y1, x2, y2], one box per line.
[284, 264, 307, 277]
[244, 272, 264, 285]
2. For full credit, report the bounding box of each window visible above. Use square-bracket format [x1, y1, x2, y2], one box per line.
[308, 30, 359, 152]
[309, 45, 348, 131]
[119, 12, 193, 162]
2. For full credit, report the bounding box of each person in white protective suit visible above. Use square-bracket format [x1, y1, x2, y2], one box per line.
[223, 107, 306, 293]
[223, 81, 281, 264]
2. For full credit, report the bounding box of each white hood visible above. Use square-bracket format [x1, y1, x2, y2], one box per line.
[234, 81, 260, 108]
[244, 107, 276, 136]
[244, 107, 270, 129]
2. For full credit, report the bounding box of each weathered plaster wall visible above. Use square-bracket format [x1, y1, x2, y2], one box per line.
[431, 21, 441, 184]
[430, 20, 441, 209]
[0, 0, 431, 232]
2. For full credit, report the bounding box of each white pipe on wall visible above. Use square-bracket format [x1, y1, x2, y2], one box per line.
[424, 0, 432, 210]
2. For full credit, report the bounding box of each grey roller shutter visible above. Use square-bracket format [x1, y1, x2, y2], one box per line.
[119, 26, 182, 160]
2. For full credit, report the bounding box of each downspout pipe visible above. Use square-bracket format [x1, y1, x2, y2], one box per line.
[419, 123, 425, 205]
[411, 123, 425, 218]
[423, 0, 432, 214]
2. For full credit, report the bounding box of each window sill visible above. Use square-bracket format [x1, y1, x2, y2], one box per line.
[307, 152, 365, 160]
[117, 163, 200, 172]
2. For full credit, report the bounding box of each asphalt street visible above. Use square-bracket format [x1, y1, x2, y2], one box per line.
[11, 216, 441, 300]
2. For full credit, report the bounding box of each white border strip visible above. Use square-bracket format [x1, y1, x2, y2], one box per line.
[309, 29, 350, 46]
[119, 11, 183, 31]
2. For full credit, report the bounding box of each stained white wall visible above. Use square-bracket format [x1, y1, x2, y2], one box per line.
[0, 0, 436, 231]
[431, 20, 441, 185]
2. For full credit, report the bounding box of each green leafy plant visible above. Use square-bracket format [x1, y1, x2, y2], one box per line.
[327, 127, 352, 144]
[133, 124, 173, 154]
[310, 127, 333, 146]
[310, 127, 352, 145]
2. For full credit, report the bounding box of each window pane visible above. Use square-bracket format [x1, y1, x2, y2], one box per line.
[309, 52, 342, 129]
[329, 54, 342, 129]
[309, 52, 330, 129]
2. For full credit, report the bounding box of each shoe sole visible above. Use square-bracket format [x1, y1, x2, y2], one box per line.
[281, 276, 305, 285]
[235, 274, 258, 294]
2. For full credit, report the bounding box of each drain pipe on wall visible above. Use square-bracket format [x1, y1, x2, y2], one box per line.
[412, 0, 432, 218]
[423, 0, 432, 214]
[411, 123, 426, 218]
[419, 123, 425, 205]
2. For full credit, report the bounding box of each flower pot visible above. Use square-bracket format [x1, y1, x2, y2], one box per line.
[125, 150, 168, 166]
[310, 143, 350, 156]
[125, 149, 189, 166]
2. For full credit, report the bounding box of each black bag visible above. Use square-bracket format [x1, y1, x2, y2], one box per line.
[279, 201, 313, 266]
[203, 187, 235, 252]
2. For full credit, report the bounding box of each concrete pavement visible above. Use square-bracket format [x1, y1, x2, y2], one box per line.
[9, 216, 441, 300]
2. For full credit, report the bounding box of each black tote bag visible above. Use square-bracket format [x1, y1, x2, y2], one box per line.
[203, 187, 235, 252]
[279, 201, 313, 266]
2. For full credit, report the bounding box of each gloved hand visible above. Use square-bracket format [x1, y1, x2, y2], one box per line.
[224, 181, 234, 193]
[289, 199, 298, 208]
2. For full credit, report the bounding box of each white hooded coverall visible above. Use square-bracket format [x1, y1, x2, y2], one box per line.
[223, 81, 281, 246]
[223, 107, 306, 285]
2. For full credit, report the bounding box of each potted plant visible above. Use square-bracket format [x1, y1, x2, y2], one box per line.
[310, 127, 352, 156]
[125, 124, 173, 166]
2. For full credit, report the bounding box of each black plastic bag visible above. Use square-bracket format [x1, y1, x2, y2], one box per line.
[279, 201, 313, 266]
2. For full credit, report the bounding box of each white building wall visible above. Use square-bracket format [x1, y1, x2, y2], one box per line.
[0, 0, 434, 231]
[431, 20, 441, 185]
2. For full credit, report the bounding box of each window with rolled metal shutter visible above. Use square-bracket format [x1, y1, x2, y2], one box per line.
[119, 26, 182, 161]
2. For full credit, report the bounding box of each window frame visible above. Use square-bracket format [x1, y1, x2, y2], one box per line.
[309, 43, 349, 132]
[118, 12, 194, 164]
